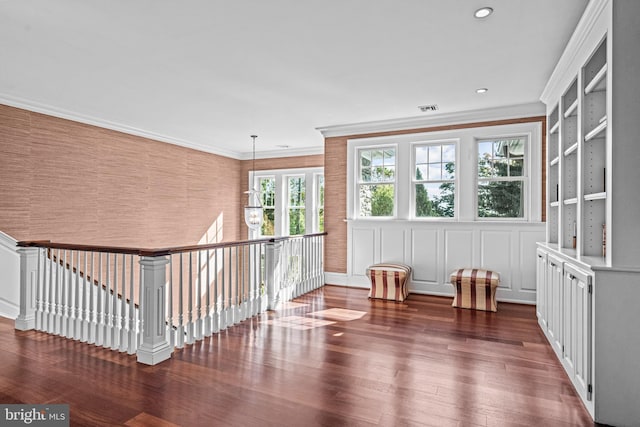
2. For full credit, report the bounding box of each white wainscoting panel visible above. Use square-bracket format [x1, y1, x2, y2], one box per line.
[445, 230, 475, 276]
[341, 220, 545, 303]
[518, 230, 541, 292]
[350, 227, 376, 278]
[411, 229, 438, 284]
[480, 230, 513, 290]
[380, 227, 406, 266]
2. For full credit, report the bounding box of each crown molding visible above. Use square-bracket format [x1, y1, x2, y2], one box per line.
[239, 146, 324, 160]
[540, 0, 609, 105]
[316, 102, 545, 138]
[0, 94, 244, 159]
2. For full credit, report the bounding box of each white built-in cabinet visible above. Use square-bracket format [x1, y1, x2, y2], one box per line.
[537, 1, 640, 425]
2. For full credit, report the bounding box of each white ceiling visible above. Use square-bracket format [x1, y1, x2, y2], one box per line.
[0, 0, 588, 159]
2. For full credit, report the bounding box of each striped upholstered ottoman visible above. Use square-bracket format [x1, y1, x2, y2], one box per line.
[449, 268, 500, 312]
[366, 263, 412, 302]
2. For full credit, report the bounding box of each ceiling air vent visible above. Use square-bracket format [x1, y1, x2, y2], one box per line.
[418, 104, 438, 112]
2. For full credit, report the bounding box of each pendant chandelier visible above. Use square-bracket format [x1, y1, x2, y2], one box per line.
[244, 135, 263, 230]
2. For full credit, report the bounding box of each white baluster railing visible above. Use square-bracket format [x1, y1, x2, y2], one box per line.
[14, 232, 325, 365]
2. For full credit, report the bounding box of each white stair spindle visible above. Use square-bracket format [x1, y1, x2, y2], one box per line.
[119, 253, 127, 352]
[177, 253, 185, 348]
[46, 249, 54, 333]
[127, 254, 137, 354]
[73, 250, 81, 340]
[35, 248, 43, 330]
[88, 252, 96, 345]
[80, 251, 88, 342]
[96, 253, 104, 346]
[110, 253, 119, 350]
[54, 249, 62, 335]
[61, 249, 69, 337]
[228, 247, 233, 326]
[168, 255, 174, 349]
[186, 251, 194, 345]
[103, 253, 112, 348]
[213, 248, 220, 333]
[196, 249, 203, 340]
[204, 249, 212, 337]
[235, 246, 241, 323]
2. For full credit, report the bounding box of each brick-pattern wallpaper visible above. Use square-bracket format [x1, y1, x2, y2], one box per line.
[324, 137, 348, 274]
[0, 104, 242, 248]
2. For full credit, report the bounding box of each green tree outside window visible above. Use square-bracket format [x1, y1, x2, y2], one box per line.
[477, 138, 526, 218]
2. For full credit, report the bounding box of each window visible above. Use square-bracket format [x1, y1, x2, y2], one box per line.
[251, 168, 323, 237]
[260, 177, 276, 236]
[414, 143, 456, 217]
[358, 147, 396, 217]
[477, 137, 527, 218]
[347, 122, 541, 222]
[287, 176, 306, 235]
[316, 175, 324, 232]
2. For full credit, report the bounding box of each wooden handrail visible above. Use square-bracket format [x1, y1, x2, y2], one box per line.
[17, 232, 327, 257]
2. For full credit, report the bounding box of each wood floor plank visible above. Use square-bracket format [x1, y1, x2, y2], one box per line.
[0, 286, 596, 426]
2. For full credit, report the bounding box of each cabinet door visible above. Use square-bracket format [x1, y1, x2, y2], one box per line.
[565, 263, 593, 402]
[546, 255, 563, 357]
[536, 249, 548, 330]
[562, 269, 576, 374]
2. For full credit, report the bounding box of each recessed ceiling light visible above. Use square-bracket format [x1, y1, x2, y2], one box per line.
[276, 144, 290, 149]
[474, 7, 493, 19]
[476, 88, 489, 94]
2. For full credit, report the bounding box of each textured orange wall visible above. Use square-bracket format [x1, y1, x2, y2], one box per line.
[322, 116, 546, 274]
[0, 104, 243, 247]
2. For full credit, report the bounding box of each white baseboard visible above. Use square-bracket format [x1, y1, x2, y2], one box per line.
[0, 297, 18, 320]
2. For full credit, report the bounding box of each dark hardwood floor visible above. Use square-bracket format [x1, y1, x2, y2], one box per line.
[1, 286, 595, 426]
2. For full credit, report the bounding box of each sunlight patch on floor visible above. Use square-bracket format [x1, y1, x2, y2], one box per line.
[309, 308, 367, 321]
[276, 301, 310, 310]
[261, 315, 335, 330]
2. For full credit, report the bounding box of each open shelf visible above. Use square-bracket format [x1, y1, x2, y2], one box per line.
[550, 121, 560, 135]
[582, 199, 606, 258]
[584, 192, 606, 201]
[550, 156, 560, 166]
[564, 143, 578, 157]
[585, 118, 607, 141]
[564, 99, 578, 118]
[584, 63, 607, 94]
[563, 198, 578, 205]
[550, 201, 560, 207]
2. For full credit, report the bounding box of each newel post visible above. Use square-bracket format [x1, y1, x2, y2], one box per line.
[137, 255, 172, 365]
[15, 247, 39, 331]
[264, 240, 283, 310]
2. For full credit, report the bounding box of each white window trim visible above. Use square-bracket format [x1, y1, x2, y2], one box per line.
[251, 167, 324, 238]
[474, 134, 532, 222]
[285, 174, 306, 236]
[346, 121, 542, 223]
[314, 173, 325, 233]
[353, 144, 399, 219]
[411, 139, 459, 220]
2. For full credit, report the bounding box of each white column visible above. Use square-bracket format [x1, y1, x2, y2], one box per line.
[265, 241, 282, 310]
[15, 247, 39, 331]
[137, 255, 172, 365]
